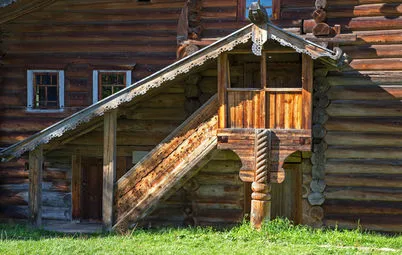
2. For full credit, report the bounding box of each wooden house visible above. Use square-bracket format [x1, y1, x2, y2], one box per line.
[0, 0, 401, 233]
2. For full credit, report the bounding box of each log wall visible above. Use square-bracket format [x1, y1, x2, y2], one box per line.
[138, 150, 245, 228]
[286, 0, 402, 232]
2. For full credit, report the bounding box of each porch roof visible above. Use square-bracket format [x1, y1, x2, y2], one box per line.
[0, 22, 347, 161]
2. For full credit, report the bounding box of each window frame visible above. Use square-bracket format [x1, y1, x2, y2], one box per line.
[238, 0, 280, 21]
[92, 70, 132, 104]
[27, 70, 65, 112]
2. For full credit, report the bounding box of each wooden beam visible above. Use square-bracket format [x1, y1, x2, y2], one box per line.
[71, 152, 81, 220]
[28, 145, 43, 227]
[103, 109, 117, 231]
[260, 52, 267, 128]
[302, 54, 313, 130]
[218, 53, 228, 129]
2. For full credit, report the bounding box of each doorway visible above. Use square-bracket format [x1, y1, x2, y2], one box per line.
[81, 157, 103, 221]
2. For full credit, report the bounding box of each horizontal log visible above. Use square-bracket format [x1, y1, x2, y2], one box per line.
[326, 100, 402, 117]
[0, 205, 71, 220]
[327, 3, 402, 18]
[194, 201, 243, 211]
[325, 175, 402, 188]
[195, 173, 242, 185]
[327, 85, 402, 100]
[199, 160, 242, 174]
[115, 119, 181, 133]
[326, 146, 402, 159]
[195, 184, 242, 199]
[348, 58, 402, 71]
[283, 0, 402, 7]
[125, 107, 187, 120]
[326, 131, 402, 147]
[303, 17, 402, 33]
[325, 159, 402, 174]
[67, 131, 167, 146]
[353, 29, 402, 45]
[0, 190, 71, 207]
[325, 189, 402, 201]
[324, 219, 402, 232]
[138, 94, 186, 108]
[342, 44, 402, 59]
[327, 71, 402, 85]
[325, 117, 402, 132]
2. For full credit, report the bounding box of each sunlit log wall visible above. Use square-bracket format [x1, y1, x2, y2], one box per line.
[278, 0, 402, 232]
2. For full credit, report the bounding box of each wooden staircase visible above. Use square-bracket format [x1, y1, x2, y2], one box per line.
[113, 95, 219, 232]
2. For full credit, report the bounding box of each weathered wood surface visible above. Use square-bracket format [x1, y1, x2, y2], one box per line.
[28, 145, 43, 227]
[103, 110, 117, 231]
[113, 95, 219, 232]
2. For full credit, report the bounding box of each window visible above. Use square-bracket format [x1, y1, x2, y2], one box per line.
[240, 0, 278, 20]
[92, 70, 132, 103]
[27, 70, 64, 111]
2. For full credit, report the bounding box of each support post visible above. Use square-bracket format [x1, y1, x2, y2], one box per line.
[250, 130, 271, 229]
[29, 145, 43, 227]
[71, 152, 81, 220]
[217, 53, 228, 128]
[302, 54, 313, 130]
[103, 109, 117, 231]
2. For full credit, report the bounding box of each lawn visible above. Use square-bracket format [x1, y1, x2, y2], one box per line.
[0, 219, 401, 255]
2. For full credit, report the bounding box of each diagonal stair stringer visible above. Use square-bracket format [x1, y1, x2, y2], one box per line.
[113, 95, 219, 232]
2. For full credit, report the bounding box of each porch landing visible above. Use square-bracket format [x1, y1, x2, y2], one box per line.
[43, 220, 104, 234]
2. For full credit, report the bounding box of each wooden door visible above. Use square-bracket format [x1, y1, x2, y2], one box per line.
[270, 164, 302, 224]
[81, 157, 103, 221]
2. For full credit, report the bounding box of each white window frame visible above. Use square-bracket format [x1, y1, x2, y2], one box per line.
[27, 70, 64, 112]
[92, 70, 132, 104]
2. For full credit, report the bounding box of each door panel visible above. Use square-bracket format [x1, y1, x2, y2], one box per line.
[81, 157, 103, 221]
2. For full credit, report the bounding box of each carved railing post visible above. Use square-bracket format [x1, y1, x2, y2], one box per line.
[250, 129, 271, 229]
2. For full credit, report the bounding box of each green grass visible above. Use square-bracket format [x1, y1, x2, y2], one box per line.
[0, 219, 401, 255]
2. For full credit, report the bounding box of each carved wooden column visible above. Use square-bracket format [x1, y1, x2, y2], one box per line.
[28, 145, 43, 227]
[103, 109, 117, 231]
[250, 129, 271, 229]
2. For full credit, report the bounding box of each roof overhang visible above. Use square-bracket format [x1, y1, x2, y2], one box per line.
[0, 22, 347, 161]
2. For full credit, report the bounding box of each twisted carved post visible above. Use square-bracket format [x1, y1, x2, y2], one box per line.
[250, 129, 271, 229]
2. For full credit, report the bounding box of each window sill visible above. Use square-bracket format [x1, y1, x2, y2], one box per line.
[26, 108, 65, 113]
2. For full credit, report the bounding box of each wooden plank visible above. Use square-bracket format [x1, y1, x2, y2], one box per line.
[103, 109, 117, 231]
[28, 145, 43, 227]
[71, 152, 81, 220]
[302, 55, 313, 130]
[218, 53, 228, 129]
